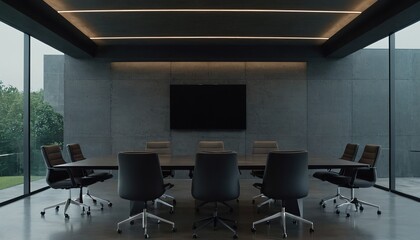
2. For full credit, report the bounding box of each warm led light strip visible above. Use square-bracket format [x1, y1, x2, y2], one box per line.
[90, 36, 329, 40]
[58, 9, 361, 14]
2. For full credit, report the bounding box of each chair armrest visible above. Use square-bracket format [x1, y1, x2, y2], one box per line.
[351, 167, 376, 184]
[164, 183, 174, 190]
[48, 167, 78, 186]
[253, 183, 263, 190]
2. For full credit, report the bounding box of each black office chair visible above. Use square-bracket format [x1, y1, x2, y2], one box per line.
[326, 144, 382, 217]
[191, 151, 240, 239]
[250, 141, 279, 208]
[40, 145, 97, 219]
[189, 140, 225, 178]
[117, 152, 176, 238]
[145, 141, 176, 206]
[312, 143, 359, 207]
[67, 143, 113, 207]
[251, 151, 314, 238]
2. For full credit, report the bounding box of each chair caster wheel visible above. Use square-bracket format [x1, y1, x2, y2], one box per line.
[233, 234, 238, 239]
[172, 227, 177, 232]
[333, 199, 337, 203]
[335, 210, 340, 214]
[130, 220, 135, 225]
[283, 233, 287, 238]
[377, 210, 382, 215]
[169, 209, 174, 214]
[55, 206, 60, 211]
[117, 229, 122, 234]
[87, 211, 91, 216]
[319, 200, 323, 205]
[144, 233, 149, 239]
[359, 206, 364, 211]
[93, 199, 97, 203]
[322, 204, 326, 208]
[108, 202, 113, 207]
[266, 220, 270, 225]
[346, 213, 350, 218]
[251, 227, 256, 232]
[310, 227, 315, 233]
[64, 214, 70, 219]
[193, 233, 198, 238]
[173, 199, 177, 206]
[40, 211, 45, 216]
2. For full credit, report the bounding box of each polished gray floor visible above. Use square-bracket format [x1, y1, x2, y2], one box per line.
[0, 177, 419, 240]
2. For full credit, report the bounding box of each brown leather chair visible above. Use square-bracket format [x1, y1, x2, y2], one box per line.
[312, 143, 359, 208]
[67, 143, 113, 207]
[40, 145, 97, 219]
[326, 144, 382, 217]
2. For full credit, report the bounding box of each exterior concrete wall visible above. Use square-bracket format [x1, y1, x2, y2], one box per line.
[44, 55, 64, 115]
[54, 49, 420, 178]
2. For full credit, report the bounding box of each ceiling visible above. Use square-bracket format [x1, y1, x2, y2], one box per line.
[1, 0, 420, 61]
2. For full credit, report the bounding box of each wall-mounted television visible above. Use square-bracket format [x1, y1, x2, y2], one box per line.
[170, 84, 246, 130]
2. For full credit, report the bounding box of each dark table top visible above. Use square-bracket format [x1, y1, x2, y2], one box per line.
[55, 154, 368, 170]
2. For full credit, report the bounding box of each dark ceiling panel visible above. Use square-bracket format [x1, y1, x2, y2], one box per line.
[44, 0, 370, 11]
[68, 12, 346, 38]
[3, 0, 420, 61]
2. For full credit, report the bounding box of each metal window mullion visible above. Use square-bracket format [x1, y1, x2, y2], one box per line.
[389, 33, 395, 191]
[23, 34, 30, 194]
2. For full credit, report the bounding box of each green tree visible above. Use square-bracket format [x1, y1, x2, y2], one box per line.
[0, 81, 63, 176]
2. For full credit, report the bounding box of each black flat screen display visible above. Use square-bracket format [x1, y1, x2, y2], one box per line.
[170, 85, 246, 130]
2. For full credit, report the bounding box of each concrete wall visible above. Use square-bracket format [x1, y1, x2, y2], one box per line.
[47, 49, 420, 177]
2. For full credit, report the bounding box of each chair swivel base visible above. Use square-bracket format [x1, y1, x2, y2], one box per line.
[192, 209, 238, 239]
[319, 187, 351, 208]
[117, 208, 176, 238]
[40, 190, 91, 219]
[83, 188, 113, 207]
[335, 189, 381, 217]
[252, 207, 314, 238]
[195, 201, 233, 213]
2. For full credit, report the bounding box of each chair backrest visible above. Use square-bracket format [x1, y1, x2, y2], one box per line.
[358, 144, 381, 167]
[66, 143, 94, 175]
[340, 143, 359, 161]
[339, 143, 359, 176]
[67, 143, 86, 162]
[192, 151, 239, 202]
[262, 150, 308, 200]
[252, 141, 279, 155]
[41, 145, 74, 184]
[197, 140, 224, 152]
[118, 152, 165, 201]
[145, 141, 171, 155]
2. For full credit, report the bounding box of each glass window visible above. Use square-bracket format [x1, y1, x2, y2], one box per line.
[395, 21, 420, 198]
[30, 37, 64, 191]
[0, 21, 24, 203]
[362, 36, 390, 189]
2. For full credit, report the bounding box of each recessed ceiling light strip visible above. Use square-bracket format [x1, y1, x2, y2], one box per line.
[90, 36, 328, 40]
[58, 9, 361, 14]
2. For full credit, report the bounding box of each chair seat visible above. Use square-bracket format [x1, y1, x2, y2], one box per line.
[75, 176, 99, 186]
[49, 179, 75, 189]
[327, 175, 375, 188]
[312, 171, 340, 181]
[88, 172, 113, 181]
[251, 170, 264, 178]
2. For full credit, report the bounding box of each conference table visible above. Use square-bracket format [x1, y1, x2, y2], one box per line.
[56, 154, 368, 216]
[56, 154, 368, 170]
